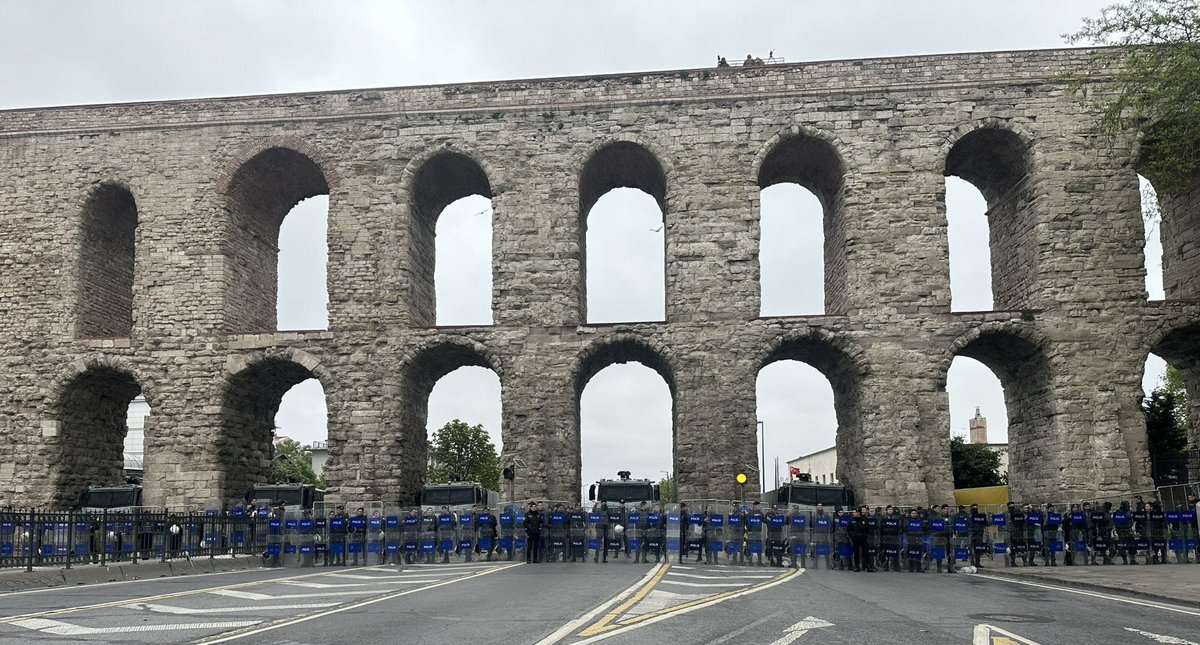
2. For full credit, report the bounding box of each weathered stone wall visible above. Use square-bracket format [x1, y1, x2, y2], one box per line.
[1, 47, 1195, 509]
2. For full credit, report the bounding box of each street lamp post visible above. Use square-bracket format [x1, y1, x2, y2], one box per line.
[757, 421, 765, 494]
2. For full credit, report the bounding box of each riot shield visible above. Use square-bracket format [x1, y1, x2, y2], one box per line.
[686, 509, 705, 564]
[664, 504, 682, 562]
[625, 507, 643, 562]
[546, 508, 567, 563]
[365, 512, 386, 566]
[1066, 507, 1087, 566]
[724, 504, 744, 565]
[1044, 508, 1064, 566]
[587, 507, 604, 562]
[498, 505, 517, 561]
[420, 512, 438, 563]
[833, 512, 852, 570]
[1149, 505, 1168, 565]
[644, 508, 665, 564]
[1005, 509, 1025, 567]
[878, 511, 901, 572]
[265, 512, 284, 568]
[788, 508, 807, 568]
[568, 510, 587, 562]
[436, 510, 457, 563]
[399, 510, 420, 564]
[328, 511, 348, 566]
[743, 508, 765, 566]
[605, 504, 627, 561]
[457, 511, 476, 562]
[1132, 505, 1150, 564]
[296, 513, 316, 567]
[475, 508, 498, 561]
[1025, 509, 1044, 566]
[811, 511, 834, 569]
[951, 514, 970, 569]
[765, 511, 787, 567]
[990, 511, 1010, 567]
[383, 510, 402, 565]
[928, 514, 948, 571]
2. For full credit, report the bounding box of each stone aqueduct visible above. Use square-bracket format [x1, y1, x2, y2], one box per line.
[2, 48, 1198, 510]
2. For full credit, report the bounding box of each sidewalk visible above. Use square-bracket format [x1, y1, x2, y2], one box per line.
[0, 555, 262, 592]
[977, 561, 1200, 608]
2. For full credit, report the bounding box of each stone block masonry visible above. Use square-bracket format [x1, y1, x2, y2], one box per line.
[1, 47, 1197, 510]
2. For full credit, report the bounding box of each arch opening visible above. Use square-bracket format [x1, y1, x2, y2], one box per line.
[758, 336, 863, 497]
[274, 378, 329, 486]
[1148, 326, 1200, 484]
[400, 343, 499, 501]
[224, 147, 330, 334]
[409, 152, 494, 327]
[946, 177, 994, 311]
[434, 195, 494, 326]
[950, 331, 1051, 498]
[757, 135, 846, 315]
[220, 358, 324, 499]
[759, 183, 825, 316]
[77, 184, 137, 338]
[52, 366, 143, 507]
[756, 359, 837, 492]
[579, 143, 667, 324]
[944, 127, 1036, 310]
[1140, 175, 1165, 301]
[946, 356, 1009, 487]
[576, 341, 675, 503]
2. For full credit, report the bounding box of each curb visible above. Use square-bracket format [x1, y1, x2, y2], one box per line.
[0, 556, 262, 591]
[978, 568, 1200, 609]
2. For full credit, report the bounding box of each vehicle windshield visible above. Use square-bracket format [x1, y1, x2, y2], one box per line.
[597, 483, 654, 503]
[253, 489, 304, 506]
[777, 485, 849, 507]
[421, 487, 478, 506]
[80, 489, 137, 509]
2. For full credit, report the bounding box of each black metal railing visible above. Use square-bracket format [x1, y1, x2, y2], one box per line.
[0, 509, 262, 572]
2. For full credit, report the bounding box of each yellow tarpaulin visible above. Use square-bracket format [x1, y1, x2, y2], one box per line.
[953, 485, 1010, 507]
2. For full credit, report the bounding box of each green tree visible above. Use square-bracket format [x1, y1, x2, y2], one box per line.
[427, 420, 501, 491]
[271, 437, 323, 487]
[1066, 0, 1200, 193]
[950, 436, 1007, 489]
[657, 475, 675, 504]
[1143, 365, 1189, 484]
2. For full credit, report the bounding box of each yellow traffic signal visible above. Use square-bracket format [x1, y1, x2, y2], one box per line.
[735, 473, 748, 485]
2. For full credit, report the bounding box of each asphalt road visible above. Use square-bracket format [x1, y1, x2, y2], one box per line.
[1, 558, 1197, 644]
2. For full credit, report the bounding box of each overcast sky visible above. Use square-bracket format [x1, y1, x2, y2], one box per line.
[7, 1, 1167, 498]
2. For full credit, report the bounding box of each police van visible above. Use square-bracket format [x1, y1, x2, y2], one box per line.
[246, 483, 325, 512]
[418, 482, 499, 511]
[588, 471, 660, 505]
[763, 480, 854, 510]
[75, 484, 144, 513]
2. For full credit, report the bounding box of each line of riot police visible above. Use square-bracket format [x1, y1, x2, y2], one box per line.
[244, 493, 1199, 571]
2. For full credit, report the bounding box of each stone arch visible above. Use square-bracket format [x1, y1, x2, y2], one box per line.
[572, 333, 677, 495]
[219, 348, 331, 500]
[578, 140, 670, 323]
[943, 120, 1039, 310]
[398, 336, 504, 500]
[1145, 321, 1200, 458]
[220, 141, 333, 334]
[755, 329, 867, 495]
[44, 356, 146, 507]
[76, 181, 138, 339]
[754, 129, 849, 315]
[401, 147, 496, 327]
[943, 322, 1054, 499]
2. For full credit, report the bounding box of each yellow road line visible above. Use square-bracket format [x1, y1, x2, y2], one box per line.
[577, 564, 671, 637]
[613, 568, 795, 630]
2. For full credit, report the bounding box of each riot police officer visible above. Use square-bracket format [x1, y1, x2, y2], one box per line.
[928, 505, 951, 573]
[848, 507, 871, 572]
[1148, 502, 1168, 565]
[1065, 504, 1085, 566]
[605, 502, 626, 562]
[568, 505, 587, 563]
[1021, 503, 1041, 567]
[880, 505, 902, 572]
[524, 502, 543, 564]
[1005, 503, 1025, 567]
[1089, 502, 1113, 565]
[811, 504, 833, 570]
[765, 507, 786, 567]
[969, 504, 989, 568]
[904, 509, 927, 573]
[476, 506, 498, 561]
[1114, 501, 1137, 565]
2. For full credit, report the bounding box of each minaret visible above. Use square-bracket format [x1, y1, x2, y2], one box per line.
[968, 407, 988, 444]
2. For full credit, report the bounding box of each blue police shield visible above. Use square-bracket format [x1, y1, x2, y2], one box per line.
[929, 518, 947, 561]
[725, 511, 742, 557]
[1046, 512, 1063, 553]
[458, 512, 475, 554]
[687, 513, 705, 553]
[790, 513, 808, 558]
[625, 510, 642, 552]
[952, 517, 970, 562]
[813, 514, 832, 557]
[990, 513, 1007, 555]
[708, 512, 725, 555]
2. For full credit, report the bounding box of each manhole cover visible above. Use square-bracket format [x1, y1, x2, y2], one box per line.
[967, 613, 1054, 624]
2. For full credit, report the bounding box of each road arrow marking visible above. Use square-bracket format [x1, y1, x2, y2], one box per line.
[1125, 627, 1200, 644]
[767, 616, 834, 645]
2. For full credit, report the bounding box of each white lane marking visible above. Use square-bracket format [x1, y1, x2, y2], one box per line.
[533, 564, 666, 645]
[0, 566, 266, 598]
[624, 590, 707, 615]
[198, 562, 520, 643]
[705, 611, 785, 644]
[1125, 627, 1200, 644]
[139, 602, 338, 615]
[657, 580, 751, 588]
[13, 617, 260, 635]
[767, 616, 834, 645]
[569, 568, 801, 645]
[973, 624, 1043, 645]
[971, 573, 1200, 617]
[666, 572, 776, 580]
[208, 589, 383, 601]
[278, 578, 445, 588]
[324, 573, 409, 580]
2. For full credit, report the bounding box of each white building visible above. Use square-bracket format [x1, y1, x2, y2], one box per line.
[123, 395, 149, 477]
[785, 408, 1009, 486]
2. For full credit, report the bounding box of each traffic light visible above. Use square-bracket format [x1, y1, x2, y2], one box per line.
[735, 473, 748, 485]
[502, 467, 515, 481]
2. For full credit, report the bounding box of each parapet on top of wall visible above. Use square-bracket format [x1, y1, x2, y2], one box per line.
[0, 47, 1113, 133]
